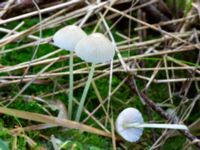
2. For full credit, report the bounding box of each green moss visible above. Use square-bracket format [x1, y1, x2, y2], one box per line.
[163, 136, 186, 150]
[58, 130, 113, 150]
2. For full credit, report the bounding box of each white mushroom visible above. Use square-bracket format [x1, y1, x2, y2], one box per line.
[116, 107, 188, 142]
[75, 33, 115, 64]
[53, 25, 87, 51]
[116, 107, 144, 142]
[75, 33, 115, 121]
[53, 25, 87, 120]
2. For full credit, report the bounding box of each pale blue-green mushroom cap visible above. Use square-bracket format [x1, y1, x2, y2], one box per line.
[75, 33, 115, 64]
[53, 25, 87, 51]
[116, 107, 144, 142]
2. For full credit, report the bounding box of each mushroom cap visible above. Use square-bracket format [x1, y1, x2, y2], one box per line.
[75, 33, 115, 64]
[116, 107, 144, 142]
[53, 25, 87, 51]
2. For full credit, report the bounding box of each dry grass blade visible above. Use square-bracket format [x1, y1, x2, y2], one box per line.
[0, 0, 83, 25]
[0, 107, 112, 138]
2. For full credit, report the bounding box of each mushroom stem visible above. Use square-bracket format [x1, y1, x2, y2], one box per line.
[124, 123, 188, 130]
[68, 51, 74, 120]
[75, 63, 96, 121]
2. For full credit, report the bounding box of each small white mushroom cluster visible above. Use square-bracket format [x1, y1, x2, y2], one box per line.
[116, 107, 188, 142]
[53, 25, 115, 121]
[53, 25, 115, 64]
